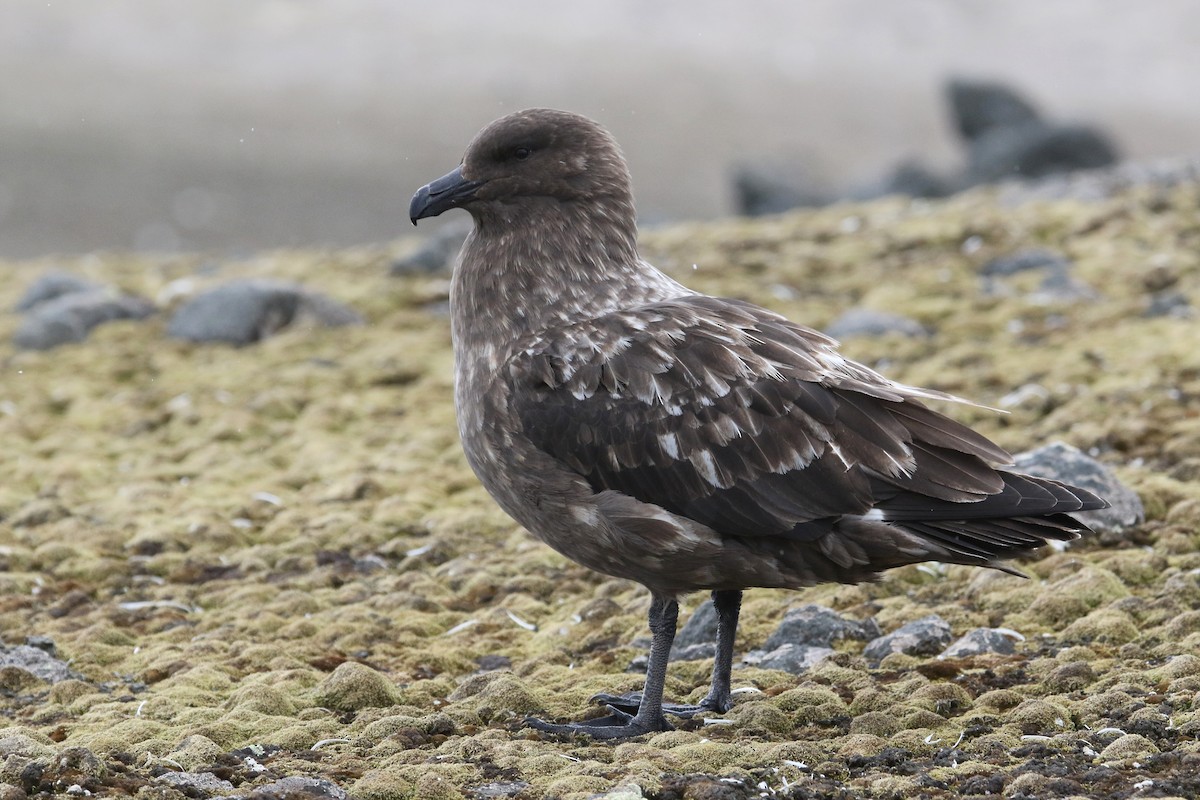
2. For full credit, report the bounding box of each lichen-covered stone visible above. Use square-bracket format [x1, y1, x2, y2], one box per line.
[13, 271, 102, 311]
[940, 627, 1019, 657]
[156, 771, 235, 794]
[762, 604, 880, 650]
[13, 288, 155, 350]
[744, 643, 834, 675]
[247, 776, 350, 800]
[0, 732, 54, 759]
[166, 278, 361, 345]
[863, 614, 953, 664]
[824, 307, 930, 339]
[1014, 442, 1144, 536]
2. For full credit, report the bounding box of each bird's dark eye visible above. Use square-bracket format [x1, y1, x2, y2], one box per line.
[513, 146, 533, 161]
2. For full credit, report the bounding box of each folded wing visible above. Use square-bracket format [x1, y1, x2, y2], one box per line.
[508, 294, 1104, 566]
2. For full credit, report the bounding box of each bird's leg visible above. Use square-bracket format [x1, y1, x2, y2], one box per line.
[594, 589, 743, 718]
[525, 594, 678, 739]
[697, 588, 741, 713]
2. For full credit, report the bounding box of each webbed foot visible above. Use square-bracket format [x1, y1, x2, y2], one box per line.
[589, 690, 732, 719]
[524, 704, 673, 739]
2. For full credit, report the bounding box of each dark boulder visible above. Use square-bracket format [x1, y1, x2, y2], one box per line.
[167, 279, 361, 346]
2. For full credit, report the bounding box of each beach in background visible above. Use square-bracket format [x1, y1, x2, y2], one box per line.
[2, 0, 1198, 258]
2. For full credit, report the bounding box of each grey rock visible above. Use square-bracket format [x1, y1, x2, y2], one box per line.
[56, 747, 106, 779]
[596, 786, 647, 800]
[247, 776, 348, 800]
[13, 289, 156, 350]
[14, 272, 102, 311]
[980, 248, 1072, 277]
[0, 644, 73, 684]
[997, 383, 1053, 412]
[967, 121, 1118, 184]
[674, 599, 719, 650]
[167, 279, 362, 345]
[825, 308, 929, 339]
[947, 78, 1041, 143]
[671, 642, 717, 661]
[1144, 291, 1192, 319]
[863, 614, 953, 664]
[940, 627, 1019, 658]
[627, 641, 714, 673]
[732, 160, 830, 216]
[876, 160, 952, 199]
[1031, 267, 1100, 304]
[744, 643, 834, 675]
[763, 604, 880, 651]
[997, 156, 1200, 206]
[979, 249, 1098, 305]
[156, 771, 235, 794]
[475, 654, 512, 672]
[23, 636, 57, 655]
[628, 599, 721, 669]
[469, 781, 532, 799]
[391, 218, 471, 275]
[1014, 442, 1143, 537]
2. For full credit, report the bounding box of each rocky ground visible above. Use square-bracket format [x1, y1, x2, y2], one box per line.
[2, 172, 1200, 799]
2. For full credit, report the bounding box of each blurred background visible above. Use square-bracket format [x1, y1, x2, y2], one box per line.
[2, 0, 1197, 259]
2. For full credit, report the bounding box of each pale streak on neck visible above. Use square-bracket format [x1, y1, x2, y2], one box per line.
[449, 197, 690, 361]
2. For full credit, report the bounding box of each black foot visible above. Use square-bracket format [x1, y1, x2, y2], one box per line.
[524, 705, 673, 739]
[590, 690, 732, 719]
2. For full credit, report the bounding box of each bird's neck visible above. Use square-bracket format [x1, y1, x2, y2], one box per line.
[449, 199, 688, 354]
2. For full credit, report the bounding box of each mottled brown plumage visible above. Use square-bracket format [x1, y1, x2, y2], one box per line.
[409, 108, 1107, 739]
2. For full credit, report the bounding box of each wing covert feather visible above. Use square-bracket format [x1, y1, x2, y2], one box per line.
[508, 295, 1010, 539]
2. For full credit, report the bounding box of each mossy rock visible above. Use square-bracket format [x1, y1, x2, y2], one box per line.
[311, 661, 403, 712]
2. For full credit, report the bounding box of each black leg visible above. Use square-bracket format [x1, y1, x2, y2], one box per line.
[699, 589, 742, 713]
[593, 589, 743, 719]
[525, 594, 678, 739]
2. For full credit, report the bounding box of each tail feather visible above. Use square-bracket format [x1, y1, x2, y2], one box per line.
[822, 471, 1107, 580]
[877, 470, 1107, 522]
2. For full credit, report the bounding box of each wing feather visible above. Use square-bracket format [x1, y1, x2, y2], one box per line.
[507, 295, 1099, 548]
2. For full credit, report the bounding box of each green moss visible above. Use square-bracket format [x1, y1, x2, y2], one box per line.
[907, 682, 973, 715]
[351, 768, 415, 800]
[727, 701, 793, 735]
[1042, 661, 1097, 693]
[835, 733, 890, 757]
[1060, 608, 1140, 644]
[1099, 733, 1160, 763]
[1008, 699, 1074, 735]
[774, 684, 849, 726]
[312, 662, 404, 712]
[167, 734, 223, 770]
[0, 731, 55, 759]
[849, 711, 902, 737]
[4, 181, 1200, 794]
[446, 671, 544, 719]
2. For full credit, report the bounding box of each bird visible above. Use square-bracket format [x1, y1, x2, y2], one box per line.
[409, 108, 1108, 739]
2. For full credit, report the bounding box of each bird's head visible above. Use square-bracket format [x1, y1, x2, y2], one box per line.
[409, 108, 634, 227]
